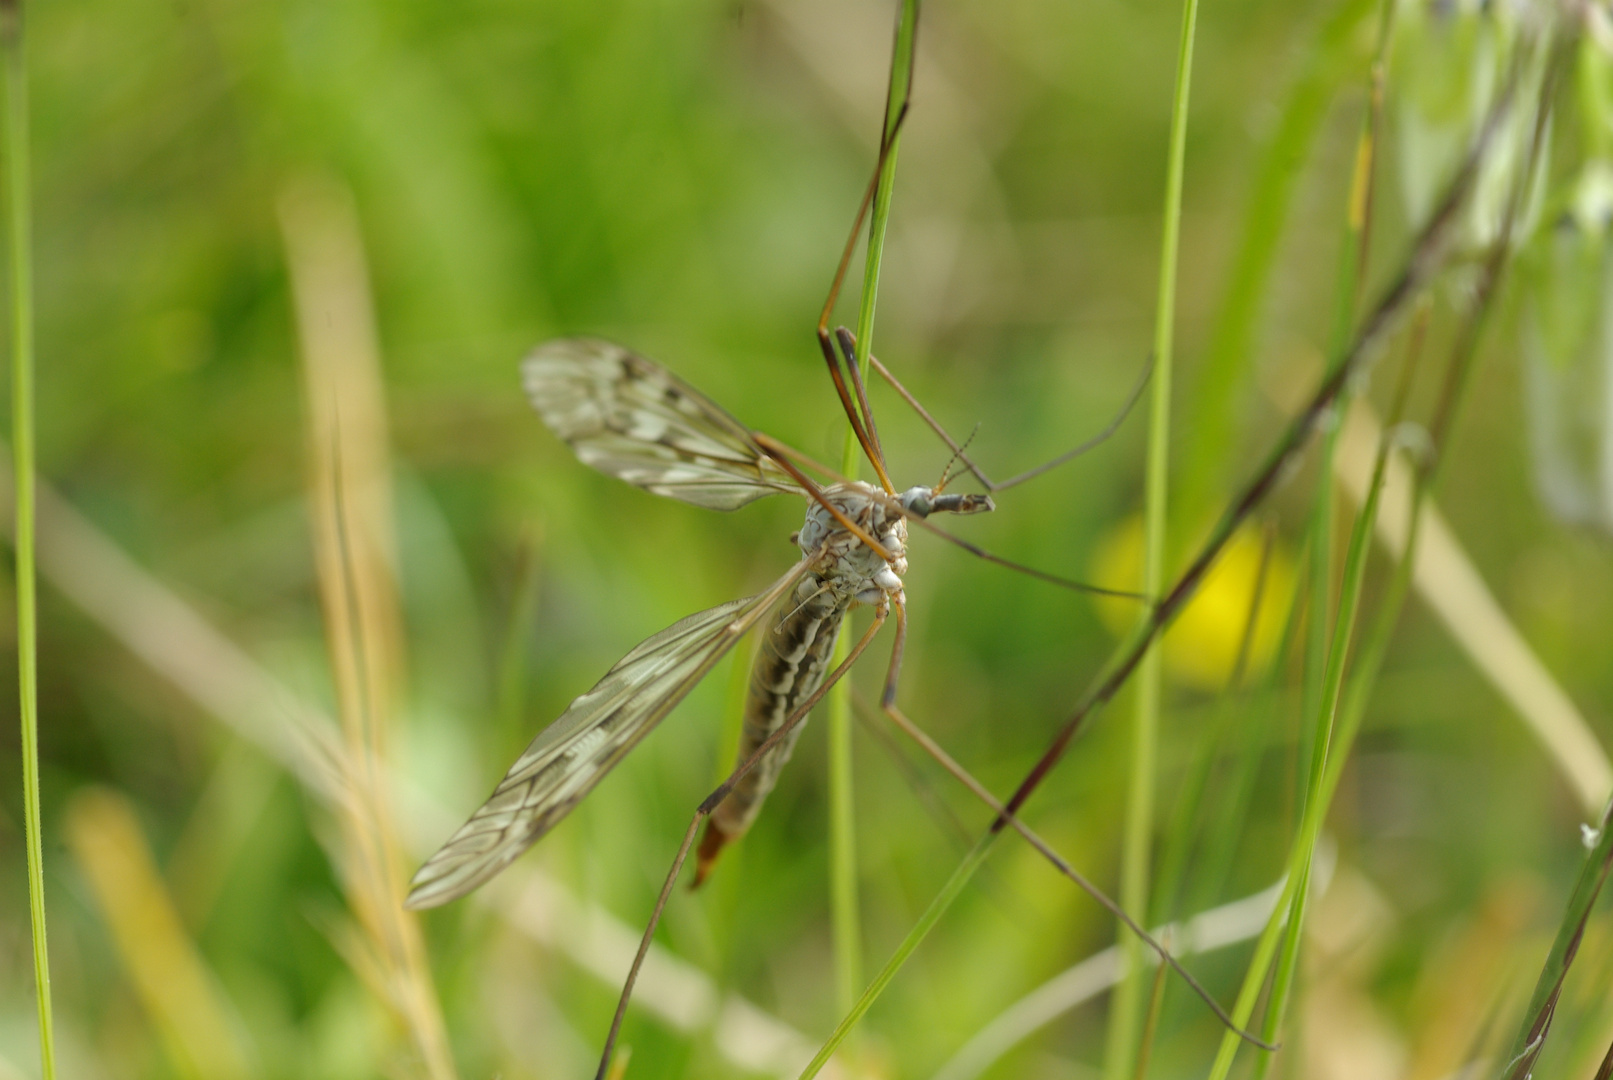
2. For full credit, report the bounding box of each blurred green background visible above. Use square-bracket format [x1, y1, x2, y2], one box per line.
[2, 0, 1612, 1078]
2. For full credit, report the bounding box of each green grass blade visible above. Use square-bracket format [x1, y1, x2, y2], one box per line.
[1107, 0, 1199, 1074]
[1151, 526, 1278, 928]
[827, 0, 918, 1020]
[1257, 431, 1386, 1054]
[848, 0, 915, 374]
[1180, 0, 1377, 514]
[800, 831, 996, 1079]
[826, 666, 861, 1015]
[1251, 26, 1393, 1070]
[1215, 52, 1516, 1051]
[1206, 424, 1392, 1080]
[4, 2, 58, 1076]
[493, 535, 542, 757]
[1500, 798, 1613, 1078]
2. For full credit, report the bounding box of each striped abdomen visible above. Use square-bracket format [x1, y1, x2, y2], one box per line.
[695, 576, 847, 882]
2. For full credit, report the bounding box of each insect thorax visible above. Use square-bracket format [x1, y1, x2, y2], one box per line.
[793, 480, 908, 606]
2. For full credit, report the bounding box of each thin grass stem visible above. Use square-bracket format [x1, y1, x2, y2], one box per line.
[493, 532, 543, 756]
[1188, 551, 1305, 917]
[800, 833, 996, 1079]
[1206, 423, 1395, 1080]
[1462, 33, 1598, 1077]
[1250, 15, 1395, 1071]
[826, 659, 861, 1016]
[826, 0, 918, 1021]
[1147, 529, 1298, 1040]
[3, 2, 56, 1075]
[1215, 34, 1555, 1074]
[1108, 0, 1198, 1073]
[1152, 524, 1275, 926]
[1181, 0, 1378, 513]
[281, 176, 457, 1080]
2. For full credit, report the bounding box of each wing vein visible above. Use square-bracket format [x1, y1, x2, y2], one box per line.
[522, 338, 804, 509]
[406, 557, 814, 908]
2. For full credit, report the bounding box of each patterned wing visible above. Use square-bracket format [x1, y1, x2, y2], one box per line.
[522, 337, 802, 510]
[405, 561, 811, 909]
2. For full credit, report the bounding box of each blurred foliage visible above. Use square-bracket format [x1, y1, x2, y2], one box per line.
[1, 0, 1612, 1078]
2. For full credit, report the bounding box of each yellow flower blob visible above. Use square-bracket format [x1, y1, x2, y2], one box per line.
[1090, 515, 1295, 691]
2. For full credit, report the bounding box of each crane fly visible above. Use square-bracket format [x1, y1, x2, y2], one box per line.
[400, 325, 1221, 1072]
[402, 0, 1155, 917]
[404, 336, 996, 909]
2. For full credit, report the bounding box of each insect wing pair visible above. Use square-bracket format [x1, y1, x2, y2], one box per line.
[406, 338, 829, 910]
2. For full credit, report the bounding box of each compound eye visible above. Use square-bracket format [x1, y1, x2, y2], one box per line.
[898, 486, 934, 517]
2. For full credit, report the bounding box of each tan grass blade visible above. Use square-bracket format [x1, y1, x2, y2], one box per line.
[280, 172, 405, 758]
[64, 787, 255, 1080]
[1334, 397, 1612, 814]
[279, 173, 455, 1080]
[1264, 355, 1611, 814]
[1399, 882, 1537, 1080]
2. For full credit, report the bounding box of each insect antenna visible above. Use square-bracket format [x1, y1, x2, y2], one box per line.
[933, 423, 982, 493]
[902, 512, 1147, 600]
[752, 424, 1147, 600]
[867, 347, 1155, 493]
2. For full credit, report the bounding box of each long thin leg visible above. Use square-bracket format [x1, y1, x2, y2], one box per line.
[748, 430, 1143, 599]
[881, 593, 908, 708]
[812, 6, 920, 495]
[903, 511, 1149, 601]
[594, 601, 891, 1080]
[754, 431, 1146, 601]
[756, 435, 858, 486]
[814, 150, 901, 495]
[836, 326, 886, 470]
[861, 600, 1002, 859]
[818, 314, 895, 495]
[866, 348, 1155, 492]
[990, 351, 1154, 490]
[869, 597, 1269, 1048]
[754, 433, 897, 561]
[876, 701, 1274, 1051]
[850, 690, 978, 854]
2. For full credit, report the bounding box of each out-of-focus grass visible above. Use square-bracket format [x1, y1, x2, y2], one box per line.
[5, 2, 55, 1076]
[1106, 0, 1199, 1069]
[825, 0, 919, 1033]
[2, 1, 1612, 1079]
[65, 787, 251, 1080]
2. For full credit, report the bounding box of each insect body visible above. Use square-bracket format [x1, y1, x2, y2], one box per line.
[698, 480, 904, 881]
[405, 338, 988, 910]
